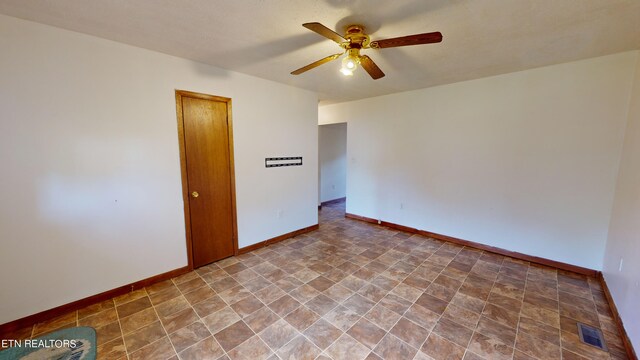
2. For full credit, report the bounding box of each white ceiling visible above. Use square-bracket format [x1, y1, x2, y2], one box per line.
[1, 0, 639, 104]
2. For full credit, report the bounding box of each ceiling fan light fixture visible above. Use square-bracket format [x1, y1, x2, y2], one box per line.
[340, 51, 359, 76]
[340, 67, 354, 76]
[343, 56, 358, 70]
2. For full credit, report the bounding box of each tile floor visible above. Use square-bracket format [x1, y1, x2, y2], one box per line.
[1, 200, 629, 359]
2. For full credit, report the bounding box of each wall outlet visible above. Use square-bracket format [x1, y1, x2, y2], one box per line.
[618, 258, 624, 272]
[400, 203, 404, 210]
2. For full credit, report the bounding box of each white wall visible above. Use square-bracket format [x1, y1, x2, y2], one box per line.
[603, 53, 640, 351]
[319, 123, 347, 203]
[319, 51, 638, 270]
[0, 15, 318, 324]
[319, 105, 350, 126]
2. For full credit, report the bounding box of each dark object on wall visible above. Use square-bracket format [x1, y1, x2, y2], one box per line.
[266, 157, 303, 168]
[577, 322, 608, 351]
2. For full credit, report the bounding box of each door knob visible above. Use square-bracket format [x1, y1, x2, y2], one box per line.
[191, 191, 199, 198]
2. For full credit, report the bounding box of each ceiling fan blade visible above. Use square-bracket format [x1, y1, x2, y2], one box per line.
[370, 31, 442, 49]
[359, 55, 385, 80]
[291, 53, 343, 75]
[303, 22, 346, 44]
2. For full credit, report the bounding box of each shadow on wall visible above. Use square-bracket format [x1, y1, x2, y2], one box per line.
[190, 61, 232, 79]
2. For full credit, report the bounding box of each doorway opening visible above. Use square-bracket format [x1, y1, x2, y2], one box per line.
[318, 123, 347, 210]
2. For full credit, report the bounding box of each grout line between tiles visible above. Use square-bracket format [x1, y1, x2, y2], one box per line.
[144, 286, 181, 360]
[113, 298, 131, 360]
[170, 270, 233, 359]
[511, 261, 529, 359]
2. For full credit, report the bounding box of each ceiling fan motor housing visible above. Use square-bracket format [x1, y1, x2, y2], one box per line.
[343, 25, 370, 49]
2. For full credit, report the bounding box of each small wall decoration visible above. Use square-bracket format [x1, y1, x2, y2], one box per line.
[265, 157, 303, 168]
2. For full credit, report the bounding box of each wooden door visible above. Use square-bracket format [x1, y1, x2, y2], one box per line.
[176, 91, 237, 268]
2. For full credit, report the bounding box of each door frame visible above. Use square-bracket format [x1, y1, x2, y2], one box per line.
[175, 90, 239, 270]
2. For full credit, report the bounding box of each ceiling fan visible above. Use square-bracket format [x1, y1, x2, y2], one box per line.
[291, 22, 443, 80]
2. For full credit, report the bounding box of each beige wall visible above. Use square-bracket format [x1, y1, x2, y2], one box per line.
[603, 52, 640, 351]
[319, 51, 638, 270]
[0, 14, 318, 324]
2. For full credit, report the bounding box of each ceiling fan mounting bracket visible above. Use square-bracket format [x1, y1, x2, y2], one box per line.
[342, 24, 370, 49]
